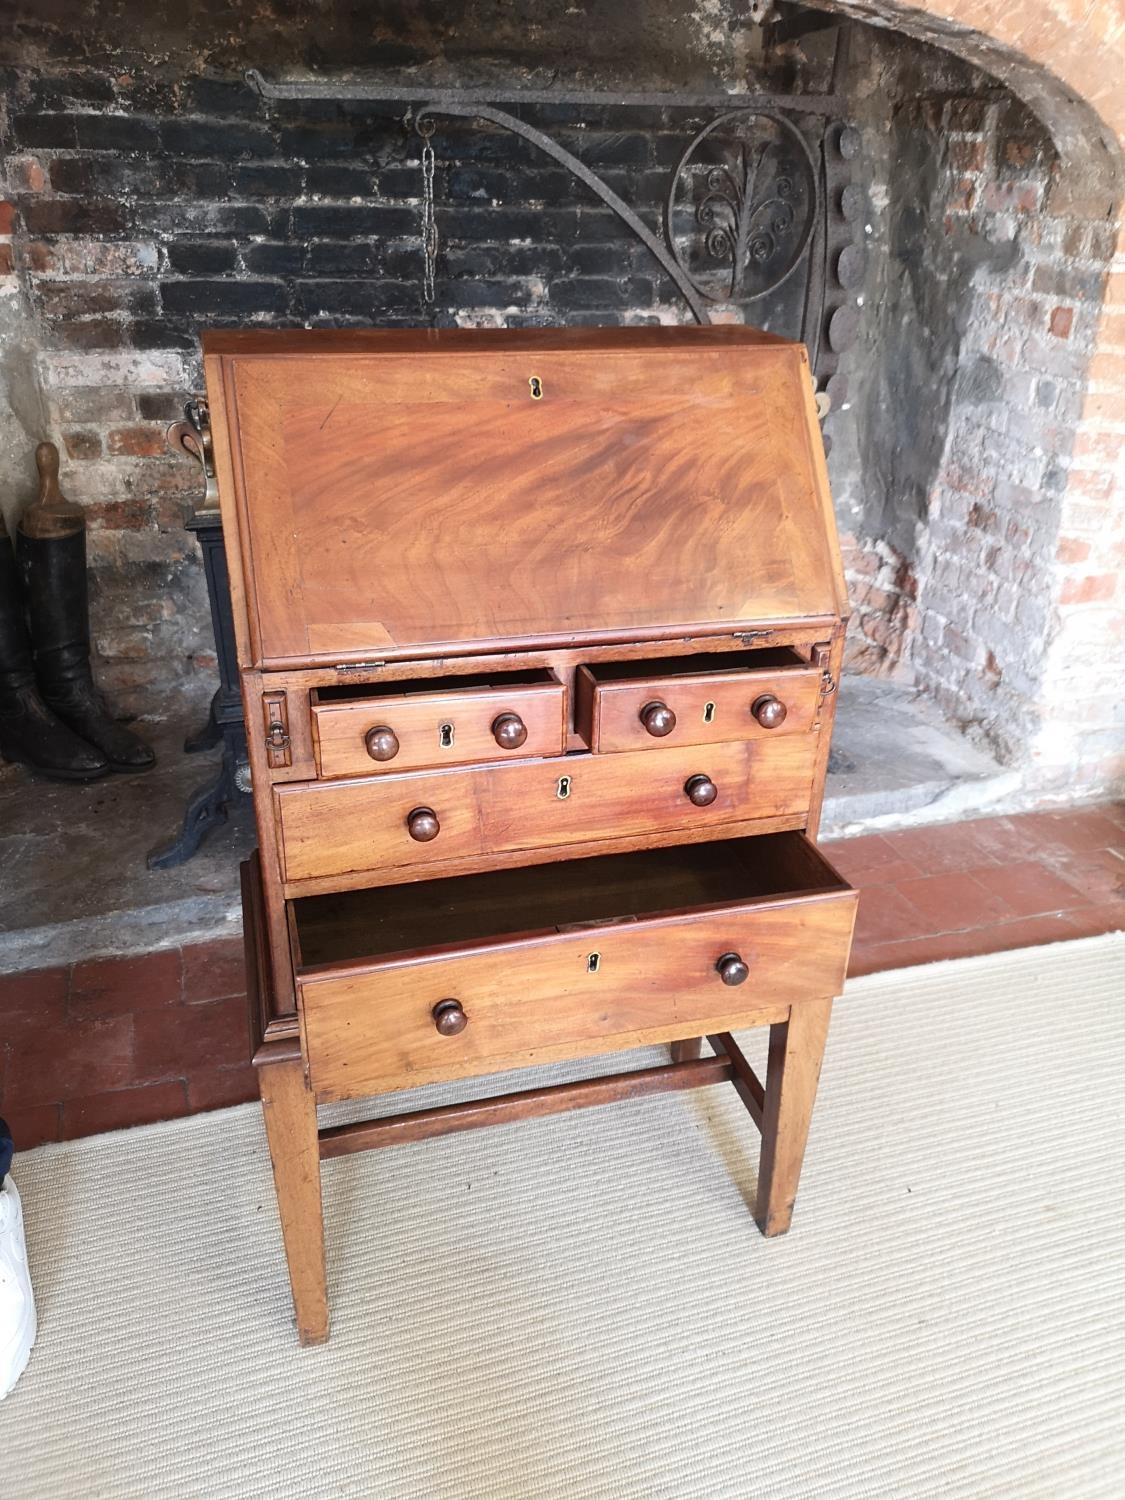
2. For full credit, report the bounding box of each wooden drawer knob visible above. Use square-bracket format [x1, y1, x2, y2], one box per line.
[406, 806, 440, 842]
[492, 712, 528, 750]
[432, 999, 468, 1035]
[364, 725, 400, 762]
[751, 694, 787, 729]
[683, 774, 718, 806]
[716, 952, 749, 986]
[640, 700, 676, 737]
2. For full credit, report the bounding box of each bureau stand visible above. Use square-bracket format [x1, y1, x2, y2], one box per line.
[206, 325, 858, 1345]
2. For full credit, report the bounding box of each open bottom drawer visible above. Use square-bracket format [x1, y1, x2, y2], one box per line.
[293, 833, 856, 1102]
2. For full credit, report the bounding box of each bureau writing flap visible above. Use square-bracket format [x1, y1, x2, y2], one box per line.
[204, 326, 846, 668]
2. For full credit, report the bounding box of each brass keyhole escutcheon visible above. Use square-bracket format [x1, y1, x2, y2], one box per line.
[529, 375, 544, 400]
[587, 952, 601, 974]
[702, 701, 716, 724]
[556, 775, 571, 799]
[439, 721, 455, 749]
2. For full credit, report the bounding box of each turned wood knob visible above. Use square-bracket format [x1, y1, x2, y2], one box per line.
[365, 725, 400, 762]
[751, 694, 787, 729]
[716, 952, 750, 987]
[640, 700, 676, 737]
[492, 712, 528, 750]
[432, 999, 468, 1036]
[406, 806, 440, 842]
[684, 774, 718, 807]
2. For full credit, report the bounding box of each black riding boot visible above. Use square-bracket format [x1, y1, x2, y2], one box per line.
[0, 517, 110, 781]
[18, 526, 156, 773]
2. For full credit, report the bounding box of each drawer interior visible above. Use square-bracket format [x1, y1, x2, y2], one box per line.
[291, 832, 848, 970]
[313, 667, 557, 704]
[581, 647, 806, 684]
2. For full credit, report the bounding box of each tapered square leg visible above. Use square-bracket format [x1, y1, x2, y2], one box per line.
[671, 1037, 703, 1063]
[258, 1054, 329, 1345]
[754, 998, 833, 1237]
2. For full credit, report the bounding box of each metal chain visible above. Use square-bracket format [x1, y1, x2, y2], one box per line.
[418, 117, 437, 305]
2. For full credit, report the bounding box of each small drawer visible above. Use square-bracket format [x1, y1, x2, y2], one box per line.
[294, 833, 857, 1101]
[575, 649, 822, 754]
[311, 669, 566, 779]
[273, 733, 819, 887]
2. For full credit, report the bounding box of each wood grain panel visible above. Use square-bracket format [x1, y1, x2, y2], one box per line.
[578, 659, 822, 753]
[301, 888, 856, 1102]
[273, 734, 819, 885]
[312, 675, 565, 779]
[203, 328, 844, 668]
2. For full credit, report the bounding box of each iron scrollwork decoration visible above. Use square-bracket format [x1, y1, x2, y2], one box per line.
[246, 51, 867, 415]
[667, 110, 819, 305]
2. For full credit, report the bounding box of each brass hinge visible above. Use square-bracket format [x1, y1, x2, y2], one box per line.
[333, 661, 387, 673]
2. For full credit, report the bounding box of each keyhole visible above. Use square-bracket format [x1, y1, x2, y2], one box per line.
[439, 722, 454, 748]
[529, 375, 544, 400]
[702, 701, 716, 724]
[586, 952, 601, 974]
[556, 775, 571, 799]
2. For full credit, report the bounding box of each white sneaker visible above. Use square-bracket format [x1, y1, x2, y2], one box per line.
[0, 1176, 36, 1400]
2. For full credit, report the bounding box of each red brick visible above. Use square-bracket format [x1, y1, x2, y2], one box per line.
[63, 429, 102, 461]
[105, 425, 169, 458]
[0, 245, 13, 276]
[1049, 305, 1074, 338]
[0, 965, 69, 1024]
[61, 1081, 189, 1140]
[70, 948, 182, 1019]
[132, 993, 251, 1082]
[1056, 535, 1091, 564]
[1060, 573, 1117, 604]
[187, 1066, 258, 1113]
[0, 201, 14, 235]
[6, 1014, 134, 1105]
[1, 1102, 62, 1151]
[182, 936, 245, 1005]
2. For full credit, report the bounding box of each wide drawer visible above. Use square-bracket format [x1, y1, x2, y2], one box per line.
[575, 649, 822, 753]
[293, 833, 857, 1101]
[311, 669, 566, 779]
[274, 734, 820, 886]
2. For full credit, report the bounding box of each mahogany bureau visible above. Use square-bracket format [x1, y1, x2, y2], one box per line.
[203, 324, 858, 1346]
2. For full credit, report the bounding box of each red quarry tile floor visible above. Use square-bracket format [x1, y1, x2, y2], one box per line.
[0, 803, 1121, 1152]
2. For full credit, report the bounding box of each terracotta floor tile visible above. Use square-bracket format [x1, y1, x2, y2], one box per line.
[969, 860, 1094, 918]
[851, 912, 1085, 974]
[1044, 846, 1125, 906]
[2, 1101, 61, 1152]
[187, 1065, 258, 1113]
[851, 885, 922, 946]
[0, 965, 69, 1025]
[848, 933, 955, 977]
[6, 1014, 135, 1106]
[132, 993, 251, 1083]
[1053, 902, 1124, 941]
[69, 948, 183, 1019]
[820, 833, 923, 886]
[1008, 807, 1125, 857]
[893, 869, 1015, 934]
[873, 820, 1009, 875]
[61, 1081, 189, 1140]
[182, 936, 246, 1005]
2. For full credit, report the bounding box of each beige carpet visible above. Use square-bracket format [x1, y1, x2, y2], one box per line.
[2, 934, 1123, 1500]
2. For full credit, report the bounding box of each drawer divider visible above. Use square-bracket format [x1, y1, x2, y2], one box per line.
[317, 1039, 766, 1159]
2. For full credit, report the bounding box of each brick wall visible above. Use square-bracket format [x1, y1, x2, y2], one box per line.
[0, 1, 1121, 802]
[1, 76, 805, 713]
[826, 68, 1119, 779]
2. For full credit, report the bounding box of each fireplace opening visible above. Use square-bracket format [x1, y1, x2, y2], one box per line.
[0, 0, 1121, 952]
